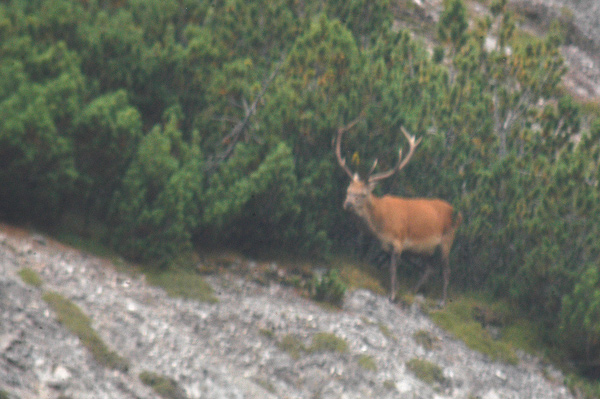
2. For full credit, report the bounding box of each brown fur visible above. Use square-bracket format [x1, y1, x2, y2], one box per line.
[344, 176, 461, 305]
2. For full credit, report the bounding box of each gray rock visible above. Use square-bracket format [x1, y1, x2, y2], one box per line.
[0, 228, 575, 399]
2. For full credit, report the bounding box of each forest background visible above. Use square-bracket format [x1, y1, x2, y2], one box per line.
[1, 0, 600, 382]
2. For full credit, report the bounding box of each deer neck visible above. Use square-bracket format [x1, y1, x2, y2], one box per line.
[357, 194, 381, 234]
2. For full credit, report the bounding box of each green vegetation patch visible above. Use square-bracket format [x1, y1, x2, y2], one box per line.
[145, 269, 217, 303]
[406, 358, 447, 386]
[42, 291, 129, 371]
[18, 267, 43, 288]
[501, 319, 544, 356]
[565, 373, 600, 399]
[278, 331, 349, 359]
[413, 330, 440, 351]
[357, 354, 377, 371]
[0, 390, 10, 399]
[429, 297, 519, 365]
[139, 371, 187, 399]
[378, 322, 397, 341]
[259, 328, 275, 339]
[277, 334, 305, 360]
[308, 332, 349, 354]
[253, 377, 276, 394]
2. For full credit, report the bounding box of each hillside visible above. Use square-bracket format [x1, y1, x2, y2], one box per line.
[2, 0, 600, 397]
[0, 224, 573, 398]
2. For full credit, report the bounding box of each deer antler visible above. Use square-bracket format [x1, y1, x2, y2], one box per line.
[368, 126, 421, 183]
[335, 118, 362, 179]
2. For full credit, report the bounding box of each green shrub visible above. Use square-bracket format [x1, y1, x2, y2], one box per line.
[559, 266, 600, 374]
[109, 112, 203, 266]
[72, 90, 142, 217]
[312, 269, 347, 307]
[202, 141, 304, 252]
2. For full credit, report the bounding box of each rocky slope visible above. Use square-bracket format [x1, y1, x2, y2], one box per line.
[415, 0, 600, 101]
[511, 0, 600, 99]
[0, 224, 573, 398]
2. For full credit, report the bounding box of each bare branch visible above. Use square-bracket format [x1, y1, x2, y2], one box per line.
[209, 54, 286, 168]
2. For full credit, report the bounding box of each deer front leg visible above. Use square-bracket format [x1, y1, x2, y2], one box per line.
[390, 251, 398, 302]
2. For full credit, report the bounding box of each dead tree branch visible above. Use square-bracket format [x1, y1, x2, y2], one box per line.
[210, 55, 286, 168]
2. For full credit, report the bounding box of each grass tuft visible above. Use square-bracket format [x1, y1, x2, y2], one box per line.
[139, 371, 187, 399]
[378, 322, 397, 341]
[406, 358, 447, 386]
[253, 377, 276, 394]
[336, 259, 386, 296]
[278, 334, 305, 359]
[146, 269, 217, 303]
[259, 328, 275, 339]
[413, 329, 439, 351]
[308, 332, 349, 354]
[42, 291, 129, 371]
[357, 354, 377, 371]
[18, 267, 43, 288]
[277, 331, 349, 359]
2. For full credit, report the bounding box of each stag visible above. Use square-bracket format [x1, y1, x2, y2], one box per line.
[335, 121, 461, 306]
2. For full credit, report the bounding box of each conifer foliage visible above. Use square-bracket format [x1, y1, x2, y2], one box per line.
[0, 0, 599, 373]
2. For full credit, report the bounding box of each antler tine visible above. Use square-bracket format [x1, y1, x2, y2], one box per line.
[335, 118, 362, 179]
[368, 126, 421, 183]
[397, 126, 422, 170]
[368, 159, 379, 176]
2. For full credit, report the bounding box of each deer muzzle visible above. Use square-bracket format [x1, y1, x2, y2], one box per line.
[343, 198, 352, 211]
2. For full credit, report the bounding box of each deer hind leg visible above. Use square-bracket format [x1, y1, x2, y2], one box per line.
[413, 262, 433, 296]
[439, 240, 453, 307]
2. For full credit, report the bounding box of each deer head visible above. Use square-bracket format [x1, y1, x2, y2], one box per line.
[335, 122, 421, 215]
